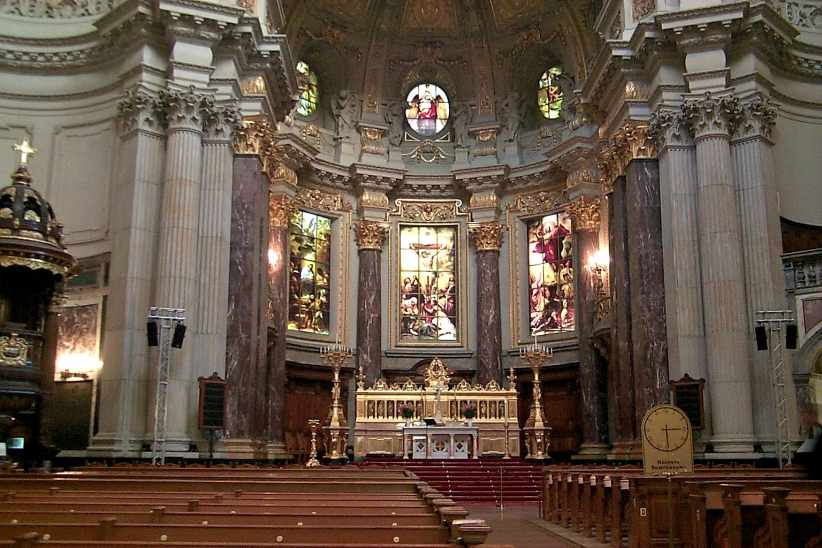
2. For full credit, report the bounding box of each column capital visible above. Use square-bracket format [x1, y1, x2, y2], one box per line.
[354, 220, 389, 251]
[682, 92, 741, 140]
[203, 103, 242, 142]
[567, 196, 601, 232]
[734, 96, 778, 143]
[269, 194, 293, 230]
[117, 87, 164, 137]
[468, 222, 505, 252]
[160, 86, 214, 132]
[648, 108, 692, 150]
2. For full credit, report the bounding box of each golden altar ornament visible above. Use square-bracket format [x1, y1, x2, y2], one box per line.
[519, 339, 552, 460]
[353, 357, 520, 458]
[320, 339, 351, 461]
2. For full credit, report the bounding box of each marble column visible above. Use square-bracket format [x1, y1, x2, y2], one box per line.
[469, 223, 504, 385]
[608, 176, 637, 451]
[354, 221, 388, 386]
[265, 193, 291, 453]
[224, 155, 268, 445]
[154, 87, 210, 451]
[570, 198, 609, 452]
[38, 300, 60, 455]
[91, 89, 164, 455]
[684, 92, 755, 452]
[193, 106, 240, 386]
[649, 110, 709, 397]
[625, 159, 669, 429]
[731, 97, 798, 443]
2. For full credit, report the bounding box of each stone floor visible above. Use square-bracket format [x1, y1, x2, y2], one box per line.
[465, 503, 609, 548]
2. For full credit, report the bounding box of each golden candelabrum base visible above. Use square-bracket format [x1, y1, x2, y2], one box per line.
[306, 419, 321, 468]
[519, 342, 552, 461]
[321, 344, 351, 463]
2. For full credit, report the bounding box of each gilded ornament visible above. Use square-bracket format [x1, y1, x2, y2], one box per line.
[0, 334, 28, 367]
[509, 189, 566, 215]
[359, 189, 390, 210]
[393, 200, 464, 222]
[240, 76, 266, 96]
[567, 197, 601, 231]
[294, 187, 352, 213]
[402, 140, 450, 163]
[424, 357, 451, 390]
[468, 191, 499, 211]
[468, 223, 505, 251]
[354, 221, 388, 250]
[272, 162, 298, 187]
[269, 195, 293, 230]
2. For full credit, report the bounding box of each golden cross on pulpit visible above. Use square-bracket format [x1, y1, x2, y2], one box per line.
[12, 138, 37, 165]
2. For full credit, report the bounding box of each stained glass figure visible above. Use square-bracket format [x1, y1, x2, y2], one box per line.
[537, 66, 563, 120]
[399, 225, 458, 342]
[405, 83, 450, 136]
[527, 212, 575, 335]
[288, 210, 331, 334]
[296, 61, 319, 117]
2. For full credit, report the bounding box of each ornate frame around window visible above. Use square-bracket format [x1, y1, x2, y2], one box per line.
[286, 186, 353, 344]
[388, 199, 470, 349]
[505, 188, 577, 347]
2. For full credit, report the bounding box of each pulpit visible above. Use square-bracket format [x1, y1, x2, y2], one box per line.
[353, 357, 520, 458]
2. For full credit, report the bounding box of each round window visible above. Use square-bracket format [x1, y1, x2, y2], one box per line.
[405, 83, 450, 137]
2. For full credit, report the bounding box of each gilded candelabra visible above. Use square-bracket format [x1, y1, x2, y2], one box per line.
[519, 337, 553, 461]
[320, 339, 352, 462]
[503, 367, 517, 460]
[306, 419, 321, 468]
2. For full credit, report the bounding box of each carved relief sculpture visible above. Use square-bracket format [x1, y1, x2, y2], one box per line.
[469, 223, 505, 251]
[354, 220, 389, 250]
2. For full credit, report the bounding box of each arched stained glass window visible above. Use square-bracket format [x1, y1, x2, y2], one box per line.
[405, 83, 450, 137]
[537, 67, 563, 120]
[288, 210, 331, 334]
[296, 61, 319, 117]
[527, 212, 574, 335]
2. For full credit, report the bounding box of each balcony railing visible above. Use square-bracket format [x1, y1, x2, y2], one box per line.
[783, 247, 822, 291]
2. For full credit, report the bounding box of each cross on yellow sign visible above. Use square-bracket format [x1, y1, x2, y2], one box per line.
[12, 138, 37, 165]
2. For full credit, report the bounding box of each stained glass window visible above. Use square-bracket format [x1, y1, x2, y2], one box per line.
[400, 225, 458, 342]
[405, 83, 450, 136]
[288, 210, 331, 334]
[537, 67, 563, 120]
[296, 61, 319, 117]
[527, 212, 574, 335]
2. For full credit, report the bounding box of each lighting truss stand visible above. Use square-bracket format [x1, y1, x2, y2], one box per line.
[755, 310, 795, 469]
[148, 307, 185, 465]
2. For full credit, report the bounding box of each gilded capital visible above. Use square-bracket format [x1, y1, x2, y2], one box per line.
[567, 197, 601, 232]
[468, 222, 505, 251]
[269, 194, 293, 230]
[354, 220, 389, 251]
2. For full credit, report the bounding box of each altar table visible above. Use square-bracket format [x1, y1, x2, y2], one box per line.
[402, 425, 479, 459]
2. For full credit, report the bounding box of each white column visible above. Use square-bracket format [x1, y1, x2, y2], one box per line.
[153, 87, 209, 452]
[731, 97, 800, 446]
[90, 89, 165, 456]
[684, 92, 755, 453]
[192, 106, 239, 384]
[650, 108, 712, 440]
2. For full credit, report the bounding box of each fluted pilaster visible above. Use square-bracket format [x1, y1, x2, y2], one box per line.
[193, 105, 241, 383]
[469, 222, 504, 385]
[154, 87, 210, 449]
[354, 221, 388, 385]
[683, 92, 754, 452]
[649, 108, 711, 439]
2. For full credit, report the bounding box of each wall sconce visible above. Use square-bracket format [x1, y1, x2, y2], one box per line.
[586, 249, 609, 296]
[55, 353, 102, 381]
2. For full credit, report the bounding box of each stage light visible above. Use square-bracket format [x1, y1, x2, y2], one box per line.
[785, 324, 798, 350]
[171, 323, 186, 349]
[755, 325, 768, 351]
[147, 321, 159, 347]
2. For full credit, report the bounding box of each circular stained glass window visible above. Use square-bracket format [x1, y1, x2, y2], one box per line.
[405, 83, 449, 137]
[295, 61, 319, 117]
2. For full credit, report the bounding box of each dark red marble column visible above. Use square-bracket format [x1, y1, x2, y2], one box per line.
[265, 195, 290, 447]
[225, 156, 267, 440]
[608, 176, 637, 452]
[625, 159, 669, 429]
[469, 223, 504, 385]
[570, 198, 608, 451]
[354, 221, 388, 386]
[38, 300, 59, 455]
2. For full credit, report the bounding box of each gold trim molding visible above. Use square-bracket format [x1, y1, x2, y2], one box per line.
[354, 221, 389, 250]
[469, 222, 505, 251]
[390, 199, 468, 222]
[507, 189, 567, 216]
[567, 197, 601, 231]
[269, 194, 293, 230]
[294, 187, 352, 214]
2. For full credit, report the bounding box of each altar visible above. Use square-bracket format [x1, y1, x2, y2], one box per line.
[403, 425, 479, 459]
[353, 357, 520, 458]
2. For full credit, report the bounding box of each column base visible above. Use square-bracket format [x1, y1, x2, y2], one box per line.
[709, 436, 756, 454]
[572, 442, 611, 461]
[86, 432, 144, 457]
[608, 440, 642, 461]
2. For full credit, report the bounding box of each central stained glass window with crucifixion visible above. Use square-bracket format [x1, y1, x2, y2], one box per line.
[399, 225, 458, 342]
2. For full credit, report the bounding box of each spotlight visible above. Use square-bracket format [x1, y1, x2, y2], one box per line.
[147, 321, 159, 347]
[755, 325, 768, 351]
[171, 323, 186, 349]
[785, 324, 798, 350]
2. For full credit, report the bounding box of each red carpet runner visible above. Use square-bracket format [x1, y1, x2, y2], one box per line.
[364, 457, 543, 504]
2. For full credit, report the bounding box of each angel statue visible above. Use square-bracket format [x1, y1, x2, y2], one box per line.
[385, 100, 406, 147]
[498, 91, 522, 143]
[331, 89, 358, 138]
[451, 102, 473, 148]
